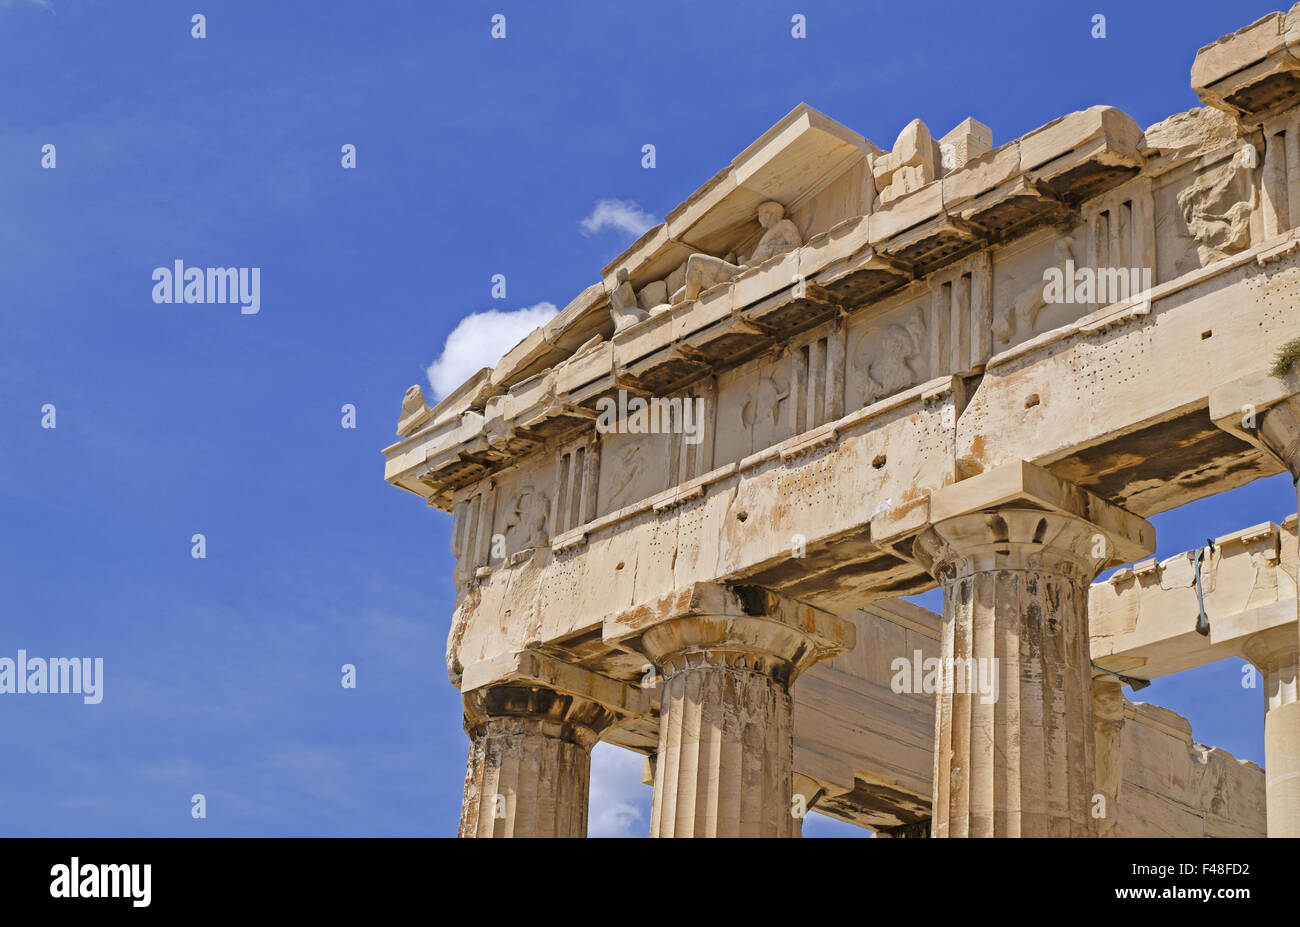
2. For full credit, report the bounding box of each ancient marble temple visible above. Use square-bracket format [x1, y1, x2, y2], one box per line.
[385, 6, 1300, 836]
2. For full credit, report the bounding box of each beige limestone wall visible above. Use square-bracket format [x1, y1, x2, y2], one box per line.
[1116, 701, 1266, 837]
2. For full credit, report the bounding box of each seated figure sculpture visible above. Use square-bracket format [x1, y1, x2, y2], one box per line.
[608, 266, 649, 333]
[681, 200, 802, 301]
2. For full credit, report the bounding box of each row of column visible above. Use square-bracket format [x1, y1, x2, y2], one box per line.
[455, 453, 1300, 837]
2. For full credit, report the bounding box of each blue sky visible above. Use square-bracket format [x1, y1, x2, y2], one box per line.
[0, 0, 1290, 837]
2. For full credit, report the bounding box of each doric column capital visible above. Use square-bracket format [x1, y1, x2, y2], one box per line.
[458, 647, 651, 751]
[607, 583, 851, 837]
[916, 509, 1112, 583]
[460, 648, 652, 722]
[912, 461, 1155, 582]
[1091, 675, 1126, 839]
[1244, 626, 1299, 713]
[606, 581, 854, 687]
[462, 684, 618, 751]
[913, 463, 1152, 838]
[457, 656, 633, 838]
[1244, 625, 1300, 675]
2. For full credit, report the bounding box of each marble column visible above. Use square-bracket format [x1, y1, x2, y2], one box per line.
[459, 684, 614, 838]
[1244, 627, 1300, 837]
[608, 582, 853, 838]
[1091, 674, 1126, 838]
[1256, 398, 1300, 837]
[912, 461, 1154, 838]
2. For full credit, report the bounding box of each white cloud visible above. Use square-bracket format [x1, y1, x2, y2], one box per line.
[587, 742, 651, 837]
[426, 302, 558, 401]
[579, 199, 656, 238]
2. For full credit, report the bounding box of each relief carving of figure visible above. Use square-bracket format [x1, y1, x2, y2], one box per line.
[855, 311, 927, 406]
[740, 376, 790, 430]
[503, 486, 549, 552]
[605, 443, 645, 508]
[681, 201, 803, 301]
[1176, 147, 1256, 269]
[992, 236, 1075, 343]
[608, 267, 649, 333]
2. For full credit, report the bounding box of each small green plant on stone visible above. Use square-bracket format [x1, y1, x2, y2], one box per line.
[1272, 338, 1300, 378]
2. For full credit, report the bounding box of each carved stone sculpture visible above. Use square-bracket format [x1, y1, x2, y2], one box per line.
[856, 311, 926, 405]
[740, 376, 790, 429]
[1177, 149, 1255, 267]
[682, 201, 802, 301]
[503, 486, 549, 552]
[637, 280, 668, 312]
[396, 383, 432, 437]
[608, 267, 649, 333]
[872, 119, 939, 205]
[993, 236, 1075, 342]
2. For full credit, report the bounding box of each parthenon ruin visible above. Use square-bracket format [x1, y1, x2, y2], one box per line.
[385, 6, 1300, 836]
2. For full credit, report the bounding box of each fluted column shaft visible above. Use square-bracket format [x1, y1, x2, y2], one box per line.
[649, 650, 796, 837]
[616, 583, 853, 838]
[1091, 674, 1125, 838]
[1245, 626, 1300, 837]
[916, 508, 1126, 837]
[1257, 401, 1300, 836]
[458, 685, 613, 838]
[1264, 701, 1300, 837]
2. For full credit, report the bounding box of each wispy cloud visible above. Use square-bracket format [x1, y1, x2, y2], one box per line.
[426, 302, 559, 400]
[579, 199, 656, 238]
[1, 0, 55, 11]
[588, 742, 650, 837]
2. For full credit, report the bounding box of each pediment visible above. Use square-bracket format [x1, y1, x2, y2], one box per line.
[603, 103, 881, 293]
[481, 104, 881, 401]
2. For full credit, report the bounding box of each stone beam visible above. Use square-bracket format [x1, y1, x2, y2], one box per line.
[1210, 371, 1300, 836]
[441, 374, 962, 689]
[434, 226, 1300, 690]
[1090, 516, 1298, 679]
[1106, 699, 1266, 837]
